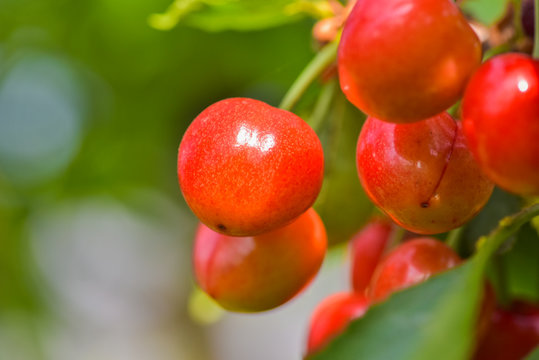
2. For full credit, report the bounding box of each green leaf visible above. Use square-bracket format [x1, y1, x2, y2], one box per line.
[525, 346, 539, 360]
[461, 187, 522, 257]
[149, 0, 327, 32]
[504, 223, 539, 301]
[460, 0, 510, 25]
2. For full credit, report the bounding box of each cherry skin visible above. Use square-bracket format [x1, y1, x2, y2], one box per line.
[338, 0, 481, 123]
[306, 292, 370, 355]
[356, 113, 494, 234]
[474, 301, 539, 360]
[178, 98, 324, 236]
[193, 208, 327, 312]
[368, 238, 461, 301]
[350, 218, 393, 294]
[461, 53, 539, 196]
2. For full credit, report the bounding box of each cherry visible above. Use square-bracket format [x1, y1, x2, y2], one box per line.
[338, 0, 481, 123]
[474, 301, 539, 360]
[350, 218, 393, 294]
[306, 292, 370, 355]
[461, 53, 539, 196]
[356, 113, 494, 234]
[178, 98, 324, 236]
[193, 208, 327, 312]
[368, 238, 461, 301]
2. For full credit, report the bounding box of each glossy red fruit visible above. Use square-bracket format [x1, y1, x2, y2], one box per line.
[338, 0, 481, 123]
[356, 113, 494, 234]
[178, 98, 324, 236]
[369, 238, 461, 301]
[462, 54, 539, 196]
[474, 301, 539, 360]
[193, 208, 327, 312]
[306, 292, 370, 354]
[350, 219, 393, 293]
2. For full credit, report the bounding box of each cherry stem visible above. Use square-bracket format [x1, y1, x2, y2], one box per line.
[309, 79, 337, 132]
[387, 225, 405, 249]
[279, 40, 339, 111]
[446, 226, 464, 252]
[475, 203, 539, 263]
[492, 256, 511, 307]
[534, 0, 539, 58]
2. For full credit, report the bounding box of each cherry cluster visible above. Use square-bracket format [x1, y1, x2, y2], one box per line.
[306, 220, 462, 354]
[176, 0, 539, 356]
[178, 98, 327, 311]
[306, 219, 539, 359]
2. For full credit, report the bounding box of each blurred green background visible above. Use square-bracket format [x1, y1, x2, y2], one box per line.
[0, 1, 349, 359]
[0, 0, 377, 358]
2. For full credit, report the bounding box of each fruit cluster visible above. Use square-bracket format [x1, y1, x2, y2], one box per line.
[175, 0, 539, 357]
[179, 97, 327, 312]
[306, 219, 539, 359]
[306, 220, 462, 354]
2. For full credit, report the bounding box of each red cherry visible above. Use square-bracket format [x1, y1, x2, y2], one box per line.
[178, 98, 324, 236]
[350, 219, 393, 294]
[368, 238, 461, 301]
[474, 301, 539, 360]
[356, 113, 494, 234]
[306, 292, 369, 354]
[193, 208, 327, 312]
[338, 0, 481, 123]
[462, 53, 539, 196]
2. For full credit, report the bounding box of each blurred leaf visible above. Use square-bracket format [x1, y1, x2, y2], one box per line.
[0, 208, 42, 314]
[150, 0, 328, 32]
[461, 187, 522, 257]
[460, 0, 510, 25]
[526, 346, 539, 360]
[0, 52, 86, 187]
[314, 94, 373, 246]
[188, 286, 224, 324]
[504, 223, 539, 301]
[307, 260, 484, 360]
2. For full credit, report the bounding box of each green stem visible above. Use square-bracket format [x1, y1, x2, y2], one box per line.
[388, 225, 405, 249]
[492, 256, 511, 307]
[512, 0, 524, 41]
[279, 40, 339, 111]
[308, 79, 337, 132]
[483, 43, 512, 61]
[475, 203, 539, 263]
[534, 0, 539, 58]
[446, 226, 464, 252]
